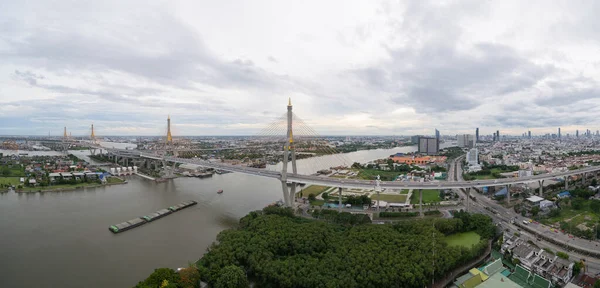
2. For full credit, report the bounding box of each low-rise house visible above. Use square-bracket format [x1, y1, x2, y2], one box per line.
[85, 172, 98, 180]
[523, 196, 544, 212]
[60, 172, 73, 180]
[48, 172, 61, 182]
[548, 257, 573, 285]
[72, 172, 84, 181]
[512, 245, 539, 269]
[572, 273, 600, 288]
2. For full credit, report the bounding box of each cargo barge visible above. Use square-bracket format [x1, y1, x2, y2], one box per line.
[109, 200, 197, 234]
[142, 208, 172, 222]
[168, 200, 197, 212]
[109, 218, 147, 233]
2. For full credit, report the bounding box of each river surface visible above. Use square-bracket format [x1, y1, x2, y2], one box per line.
[0, 143, 453, 288]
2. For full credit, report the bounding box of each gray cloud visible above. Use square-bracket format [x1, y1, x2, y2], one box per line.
[13, 70, 45, 85]
[1, 7, 294, 95]
[350, 41, 553, 113]
[3, 1, 600, 135]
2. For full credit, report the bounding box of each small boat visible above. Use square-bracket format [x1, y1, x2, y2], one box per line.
[217, 189, 223, 194]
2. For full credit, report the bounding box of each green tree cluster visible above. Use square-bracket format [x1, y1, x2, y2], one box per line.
[135, 267, 201, 288]
[379, 211, 419, 218]
[343, 195, 371, 206]
[571, 188, 595, 199]
[311, 209, 372, 226]
[193, 207, 494, 288]
[556, 251, 569, 260]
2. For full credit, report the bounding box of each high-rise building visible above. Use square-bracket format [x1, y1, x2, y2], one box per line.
[558, 127, 561, 139]
[435, 129, 440, 141]
[467, 148, 479, 165]
[411, 135, 421, 144]
[528, 131, 531, 139]
[576, 130, 579, 138]
[496, 130, 500, 141]
[475, 128, 479, 143]
[457, 134, 476, 148]
[418, 137, 438, 155]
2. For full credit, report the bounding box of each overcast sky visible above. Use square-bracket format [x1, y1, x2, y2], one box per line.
[2, 0, 600, 137]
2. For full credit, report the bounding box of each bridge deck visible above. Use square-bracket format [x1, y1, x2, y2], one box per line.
[96, 145, 600, 190]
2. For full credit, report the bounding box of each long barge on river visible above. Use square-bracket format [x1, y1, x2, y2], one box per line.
[109, 200, 197, 233]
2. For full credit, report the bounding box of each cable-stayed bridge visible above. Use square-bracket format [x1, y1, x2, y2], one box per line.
[82, 99, 600, 209]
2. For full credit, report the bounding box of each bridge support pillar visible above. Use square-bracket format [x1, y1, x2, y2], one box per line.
[538, 180, 544, 196]
[289, 183, 296, 206]
[565, 176, 569, 190]
[583, 173, 587, 185]
[280, 181, 290, 207]
[338, 187, 343, 212]
[419, 189, 423, 217]
[506, 184, 511, 205]
[465, 187, 470, 212]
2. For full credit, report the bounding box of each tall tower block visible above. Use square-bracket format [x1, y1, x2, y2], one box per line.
[63, 127, 67, 138]
[166, 115, 173, 144]
[91, 124, 96, 140]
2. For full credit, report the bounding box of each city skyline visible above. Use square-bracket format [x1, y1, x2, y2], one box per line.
[3, 1, 600, 136]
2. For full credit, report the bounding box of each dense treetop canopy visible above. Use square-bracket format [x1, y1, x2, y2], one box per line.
[193, 207, 494, 288]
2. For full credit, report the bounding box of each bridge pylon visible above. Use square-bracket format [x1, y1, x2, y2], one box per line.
[166, 115, 173, 144]
[281, 98, 298, 207]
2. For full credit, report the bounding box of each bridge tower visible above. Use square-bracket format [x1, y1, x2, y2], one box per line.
[61, 126, 69, 153]
[89, 124, 99, 155]
[91, 124, 96, 141]
[166, 115, 173, 144]
[281, 98, 298, 207]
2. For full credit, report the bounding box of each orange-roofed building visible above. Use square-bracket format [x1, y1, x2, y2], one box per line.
[390, 156, 431, 165]
[390, 155, 447, 165]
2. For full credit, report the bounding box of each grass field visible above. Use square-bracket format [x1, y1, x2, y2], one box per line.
[470, 168, 517, 180]
[0, 177, 21, 186]
[300, 185, 329, 197]
[309, 199, 325, 206]
[0, 165, 26, 177]
[357, 169, 402, 181]
[471, 174, 495, 180]
[444, 231, 481, 248]
[410, 189, 442, 204]
[371, 194, 408, 203]
[106, 177, 125, 184]
[541, 203, 599, 229]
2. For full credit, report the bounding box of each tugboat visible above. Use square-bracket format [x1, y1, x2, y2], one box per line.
[217, 189, 224, 194]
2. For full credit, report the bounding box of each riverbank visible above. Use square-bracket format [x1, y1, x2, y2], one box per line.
[14, 178, 127, 193]
[135, 173, 156, 181]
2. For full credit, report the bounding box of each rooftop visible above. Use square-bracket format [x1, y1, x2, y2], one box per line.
[526, 196, 544, 203]
[476, 272, 522, 288]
